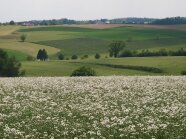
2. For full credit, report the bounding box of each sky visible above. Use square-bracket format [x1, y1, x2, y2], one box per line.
[0, 0, 186, 22]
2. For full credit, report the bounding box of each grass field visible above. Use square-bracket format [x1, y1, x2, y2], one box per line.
[22, 57, 186, 76]
[1, 25, 186, 76]
[19, 25, 186, 58]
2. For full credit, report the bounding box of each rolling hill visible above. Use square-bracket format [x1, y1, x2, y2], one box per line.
[0, 24, 186, 76]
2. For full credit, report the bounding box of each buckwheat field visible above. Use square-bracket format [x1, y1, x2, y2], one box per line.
[0, 76, 186, 139]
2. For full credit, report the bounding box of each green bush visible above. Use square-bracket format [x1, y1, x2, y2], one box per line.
[71, 66, 96, 76]
[71, 55, 78, 60]
[181, 71, 186, 75]
[20, 34, 26, 42]
[27, 56, 35, 61]
[58, 53, 65, 60]
[81, 55, 89, 59]
[95, 53, 101, 59]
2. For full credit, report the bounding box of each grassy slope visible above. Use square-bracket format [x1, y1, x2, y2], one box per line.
[0, 26, 20, 36]
[0, 40, 60, 57]
[22, 56, 186, 76]
[0, 26, 60, 58]
[1, 25, 186, 76]
[19, 26, 186, 58]
[4, 49, 29, 61]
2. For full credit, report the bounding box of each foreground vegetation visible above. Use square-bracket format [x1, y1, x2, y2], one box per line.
[0, 77, 185, 138]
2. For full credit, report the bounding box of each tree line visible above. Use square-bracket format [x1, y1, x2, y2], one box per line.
[119, 48, 186, 57]
[2, 17, 186, 25]
[152, 17, 186, 25]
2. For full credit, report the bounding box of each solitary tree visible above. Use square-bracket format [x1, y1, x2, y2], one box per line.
[20, 34, 26, 42]
[58, 53, 64, 60]
[109, 41, 126, 57]
[95, 53, 101, 59]
[9, 20, 15, 25]
[0, 49, 25, 77]
[71, 54, 78, 60]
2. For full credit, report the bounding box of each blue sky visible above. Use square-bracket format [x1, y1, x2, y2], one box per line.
[0, 0, 186, 22]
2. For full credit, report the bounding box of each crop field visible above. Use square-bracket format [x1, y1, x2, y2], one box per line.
[1, 25, 186, 76]
[17, 25, 186, 58]
[0, 77, 185, 138]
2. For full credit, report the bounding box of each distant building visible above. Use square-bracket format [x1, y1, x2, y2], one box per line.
[96, 20, 110, 24]
[105, 20, 110, 24]
[22, 22, 34, 26]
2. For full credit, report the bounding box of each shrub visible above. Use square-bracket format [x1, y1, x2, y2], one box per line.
[83, 55, 89, 58]
[66, 58, 69, 60]
[81, 55, 89, 59]
[71, 55, 78, 60]
[97, 63, 163, 73]
[27, 56, 35, 61]
[120, 50, 134, 57]
[71, 66, 96, 76]
[95, 53, 101, 59]
[181, 71, 186, 75]
[20, 34, 26, 42]
[58, 53, 64, 60]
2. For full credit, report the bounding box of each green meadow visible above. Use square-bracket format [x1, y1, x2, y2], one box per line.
[1, 25, 186, 76]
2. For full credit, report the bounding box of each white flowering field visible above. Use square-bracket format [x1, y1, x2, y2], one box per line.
[0, 77, 186, 139]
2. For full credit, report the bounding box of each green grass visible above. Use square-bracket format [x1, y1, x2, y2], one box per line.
[36, 38, 109, 56]
[4, 49, 29, 61]
[1, 25, 186, 76]
[19, 26, 97, 32]
[22, 56, 186, 76]
[0, 40, 60, 58]
[18, 26, 186, 59]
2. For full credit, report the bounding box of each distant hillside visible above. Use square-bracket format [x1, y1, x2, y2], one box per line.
[152, 17, 186, 25]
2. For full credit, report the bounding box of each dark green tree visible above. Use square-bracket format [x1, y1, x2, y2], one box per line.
[37, 49, 43, 60]
[71, 66, 96, 76]
[42, 49, 48, 61]
[20, 34, 26, 42]
[37, 49, 48, 61]
[95, 53, 101, 59]
[58, 53, 64, 60]
[71, 55, 78, 60]
[9, 20, 15, 25]
[0, 49, 25, 77]
[109, 41, 126, 57]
